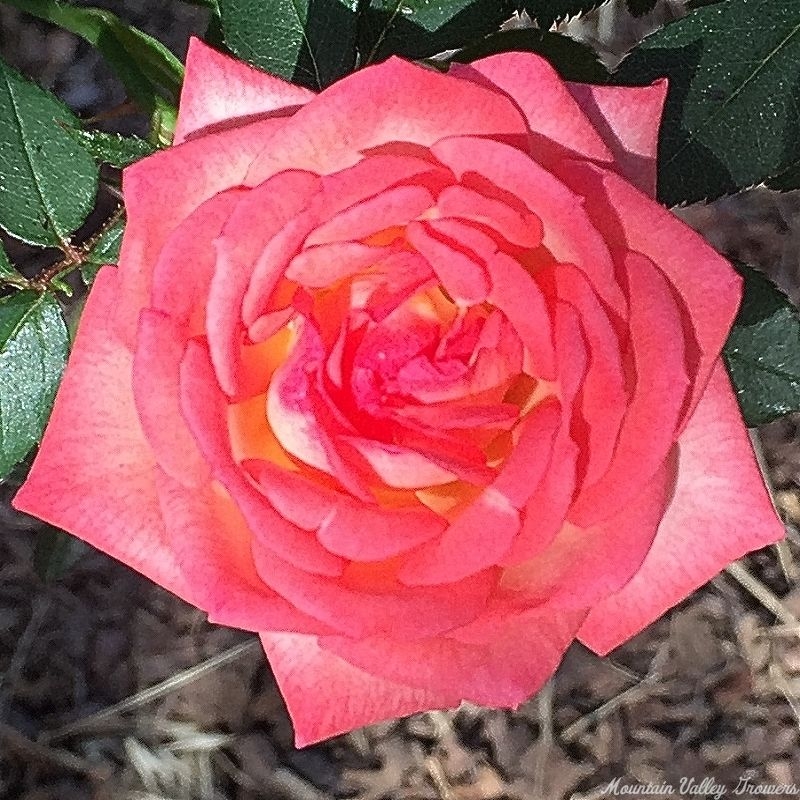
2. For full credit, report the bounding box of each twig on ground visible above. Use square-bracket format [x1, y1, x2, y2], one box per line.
[560, 641, 670, 744]
[533, 678, 554, 798]
[42, 638, 260, 743]
[724, 561, 800, 626]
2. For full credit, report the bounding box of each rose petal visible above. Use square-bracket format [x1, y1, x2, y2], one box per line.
[319, 605, 585, 707]
[568, 253, 690, 526]
[487, 251, 555, 380]
[432, 137, 625, 317]
[317, 500, 446, 561]
[406, 220, 490, 304]
[567, 79, 668, 197]
[305, 185, 435, 246]
[175, 37, 314, 145]
[559, 163, 741, 423]
[210, 170, 321, 398]
[453, 53, 612, 162]
[12, 269, 195, 602]
[245, 57, 529, 184]
[261, 632, 446, 747]
[252, 543, 497, 639]
[436, 184, 543, 249]
[578, 362, 784, 654]
[118, 118, 287, 344]
[133, 309, 209, 487]
[179, 340, 349, 577]
[397, 488, 520, 585]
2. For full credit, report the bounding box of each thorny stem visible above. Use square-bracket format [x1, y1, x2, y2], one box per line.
[30, 204, 124, 292]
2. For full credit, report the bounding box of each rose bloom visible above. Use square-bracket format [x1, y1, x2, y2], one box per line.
[14, 39, 782, 744]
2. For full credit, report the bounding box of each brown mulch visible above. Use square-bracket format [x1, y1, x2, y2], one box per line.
[3, 2, 800, 798]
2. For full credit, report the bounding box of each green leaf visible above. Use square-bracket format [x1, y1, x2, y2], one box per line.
[3, 0, 183, 130]
[81, 212, 125, 284]
[613, 0, 800, 205]
[66, 128, 155, 168]
[0, 290, 69, 478]
[723, 264, 800, 426]
[359, 0, 514, 65]
[451, 28, 609, 82]
[516, 1, 604, 27]
[218, 0, 360, 90]
[0, 58, 98, 247]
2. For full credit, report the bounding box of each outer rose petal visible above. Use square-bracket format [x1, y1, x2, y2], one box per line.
[578, 361, 784, 654]
[452, 53, 612, 162]
[261, 632, 447, 746]
[12, 269, 194, 603]
[117, 118, 287, 344]
[558, 162, 741, 422]
[175, 38, 314, 144]
[318, 605, 586, 709]
[245, 57, 529, 185]
[566, 79, 668, 197]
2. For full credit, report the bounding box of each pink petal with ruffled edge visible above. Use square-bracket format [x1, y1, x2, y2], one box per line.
[244, 57, 529, 185]
[558, 162, 741, 424]
[452, 53, 612, 162]
[209, 170, 321, 398]
[431, 137, 625, 317]
[175, 38, 314, 145]
[117, 118, 287, 345]
[12, 269, 193, 602]
[578, 362, 784, 654]
[567, 79, 668, 197]
[318, 605, 586, 708]
[261, 632, 447, 747]
[568, 253, 690, 526]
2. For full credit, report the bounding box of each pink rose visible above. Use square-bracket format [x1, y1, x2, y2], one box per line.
[14, 39, 782, 745]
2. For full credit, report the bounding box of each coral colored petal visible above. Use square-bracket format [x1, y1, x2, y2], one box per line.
[286, 242, 394, 288]
[150, 189, 246, 334]
[453, 53, 612, 162]
[502, 433, 579, 565]
[179, 341, 348, 577]
[252, 543, 496, 639]
[243, 458, 339, 531]
[245, 57, 528, 184]
[319, 605, 585, 707]
[318, 154, 449, 219]
[406, 220, 490, 304]
[501, 456, 673, 608]
[553, 263, 626, 488]
[492, 400, 561, 509]
[305, 185, 434, 246]
[432, 137, 625, 317]
[342, 436, 457, 489]
[562, 163, 741, 422]
[578, 362, 784, 654]
[261, 632, 446, 747]
[117, 118, 286, 344]
[156, 470, 335, 636]
[397, 488, 520, 585]
[436, 185, 543, 249]
[12, 269, 194, 604]
[209, 171, 321, 398]
[133, 309, 209, 487]
[488, 252, 555, 380]
[317, 500, 445, 561]
[175, 38, 314, 145]
[569, 253, 689, 526]
[567, 79, 668, 197]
